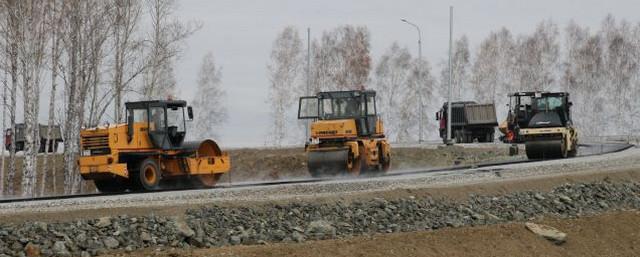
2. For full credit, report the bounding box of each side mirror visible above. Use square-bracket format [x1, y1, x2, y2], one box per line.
[568, 102, 573, 107]
[435, 112, 440, 120]
[187, 106, 194, 120]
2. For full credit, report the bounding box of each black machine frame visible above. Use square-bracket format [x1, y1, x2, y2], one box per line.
[297, 90, 378, 120]
[298, 90, 380, 137]
[125, 100, 193, 150]
[507, 91, 573, 129]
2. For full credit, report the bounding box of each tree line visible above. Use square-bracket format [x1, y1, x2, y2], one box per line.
[267, 15, 640, 145]
[0, 0, 227, 197]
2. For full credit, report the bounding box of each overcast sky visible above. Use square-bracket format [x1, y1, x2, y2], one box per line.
[171, 0, 638, 147]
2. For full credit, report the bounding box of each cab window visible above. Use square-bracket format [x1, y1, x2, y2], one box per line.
[149, 107, 165, 132]
[132, 109, 147, 123]
[167, 106, 185, 132]
[366, 96, 376, 116]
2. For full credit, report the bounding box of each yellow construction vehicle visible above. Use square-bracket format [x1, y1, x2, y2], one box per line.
[500, 91, 578, 159]
[79, 100, 230, 192]
[298, 90, 391, 177]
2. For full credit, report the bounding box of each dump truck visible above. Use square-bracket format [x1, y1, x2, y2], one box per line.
[4, 124, 63, 153]
[435, 101, 498, 144]
[79, 100, 230, 192]
[499, 91, 578, 159]
[297, 90, 391, 177]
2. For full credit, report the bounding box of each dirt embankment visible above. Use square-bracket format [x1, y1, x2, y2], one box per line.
[224, 145, 518, 182]
[0, 155, 93, 196]
[127, 210, 640, 257]
[0, 145, 518, 196]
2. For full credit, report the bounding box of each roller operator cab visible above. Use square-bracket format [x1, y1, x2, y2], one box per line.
[79, 100, 230, 192]
[499, 92, 578, 159]
[298, 90, 391, 177]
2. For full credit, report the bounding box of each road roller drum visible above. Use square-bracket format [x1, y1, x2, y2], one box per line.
[307, 149, 350, 177]
[525, 140, 565, 159]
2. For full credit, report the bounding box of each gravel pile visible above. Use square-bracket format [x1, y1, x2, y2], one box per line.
[2, 181, 640, 256]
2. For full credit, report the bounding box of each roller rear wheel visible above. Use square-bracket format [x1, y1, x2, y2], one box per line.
[377, 144, 391, 174]
[347, 148, 361, 176]
[568, 139, 578, 157]
[134, 158, 162, 191]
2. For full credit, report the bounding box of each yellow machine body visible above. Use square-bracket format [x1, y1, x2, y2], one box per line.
[300, 90, 391, 177]
[79, 100, 230, 192]
[79, 123, 230, 180]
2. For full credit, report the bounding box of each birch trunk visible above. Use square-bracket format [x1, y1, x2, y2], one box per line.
[63, 0, 81, 195]
[5, 1, 19, 196]
[41, 0, 62, 196]
[18, 0, 47, 197]
[0, 53, 6, 196]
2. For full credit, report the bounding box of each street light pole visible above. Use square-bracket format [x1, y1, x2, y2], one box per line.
[305, 28, 311, 140]
[401, 18, 424, 143]
[446, 6, 454, 145]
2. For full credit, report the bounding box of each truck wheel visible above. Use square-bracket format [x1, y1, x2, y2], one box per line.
[485, 132, 493, 143]
[454, 131, 462, 143]
[135, 158, 162, 190]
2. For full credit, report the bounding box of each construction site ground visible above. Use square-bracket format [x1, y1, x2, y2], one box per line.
[1, 143, 638, 257]
[99, 210, 640, 257]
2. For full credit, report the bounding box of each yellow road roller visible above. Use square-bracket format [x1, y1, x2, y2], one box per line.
[501, 91, 578, 159]
[79, 100, 230, 192]
[297, 90, 391, 177]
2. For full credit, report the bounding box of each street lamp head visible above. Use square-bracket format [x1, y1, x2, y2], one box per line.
[401, 19, 407, 22]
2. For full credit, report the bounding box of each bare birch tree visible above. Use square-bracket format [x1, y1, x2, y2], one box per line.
[599, 15, 639, 134]
[141, 0, 199, 100]
[41, 0, 65, 196]
[2, 0, 21, 196]
[513, 20, 560, 92]
[311, 25, 371, 92]
[0, 4, 7, 195]
[191, 52, 227, 139]
[62, 0, 112, 194]
[405, 58, 436, 141]
[439, 36, 471, 101]
[112, 0, 144, 123]
[374, 42, 412, 141]
[267, 27, 303, 146]
[561, 21, 604, 135]
[0, 24, 6, 196]
[470, 28, 517, 118]
[11, 0, 50, 197]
